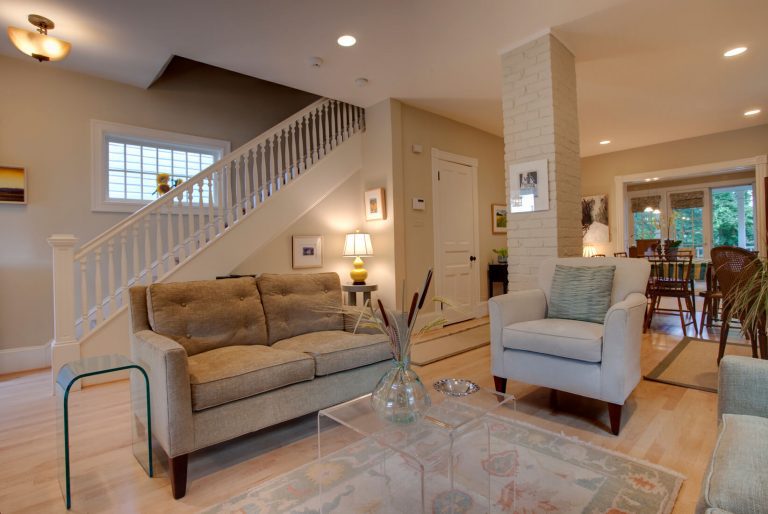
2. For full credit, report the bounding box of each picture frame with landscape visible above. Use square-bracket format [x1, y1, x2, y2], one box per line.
[292, 235, 323, 269]
[492, 204, 507, 233]
[0, 166, 26, 204]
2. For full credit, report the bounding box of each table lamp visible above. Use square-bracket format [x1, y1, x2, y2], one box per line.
[343, 231, 373, 284]
[583, 244, 597, 258]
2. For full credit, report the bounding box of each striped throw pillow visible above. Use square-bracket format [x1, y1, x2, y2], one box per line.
[547, 265, 616, 324]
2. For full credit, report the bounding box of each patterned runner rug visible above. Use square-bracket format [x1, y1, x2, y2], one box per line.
[201, 416, 684, 514]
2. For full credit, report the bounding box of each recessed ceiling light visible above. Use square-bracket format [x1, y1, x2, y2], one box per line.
[337, 35, 356, 47]
[724, 46, 747, 57]
[744, 108, 762, 117]
[652, 177, 659, 181]
[599, 140, 611, 145]
[354, 77, 369, 87]
[644, 178, 652, 182]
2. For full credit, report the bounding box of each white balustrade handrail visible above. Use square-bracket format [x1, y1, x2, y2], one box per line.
[75, 97, 332, 259]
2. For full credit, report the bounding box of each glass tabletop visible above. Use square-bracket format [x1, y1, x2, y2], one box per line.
[56, 354, 140, 389]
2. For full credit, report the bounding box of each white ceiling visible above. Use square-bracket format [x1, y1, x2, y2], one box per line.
[1, 0, 766, 156]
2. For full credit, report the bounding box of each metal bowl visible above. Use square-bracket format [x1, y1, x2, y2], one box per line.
[433, 378, 479, 397]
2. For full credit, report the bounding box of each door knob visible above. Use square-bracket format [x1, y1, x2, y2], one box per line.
[469, 255, 477, 262]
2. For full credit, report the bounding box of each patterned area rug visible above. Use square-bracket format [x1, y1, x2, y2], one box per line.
[201, 417, 684, 514]
[645, 336, 754, 392]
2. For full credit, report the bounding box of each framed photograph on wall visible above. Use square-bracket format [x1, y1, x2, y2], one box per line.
[491, 204, 508, 233]
[365, 188, 386, 221]
[508, 159, 548, 213]
[0, 166, 26, 204]
[292, 235, 323, 269]
[582, 194, 610, 243]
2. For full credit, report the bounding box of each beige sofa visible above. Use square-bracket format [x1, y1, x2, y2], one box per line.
[128, 272, 391, 499]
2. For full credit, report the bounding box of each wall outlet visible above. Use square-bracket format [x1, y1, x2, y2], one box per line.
[412, 198, 426, 210]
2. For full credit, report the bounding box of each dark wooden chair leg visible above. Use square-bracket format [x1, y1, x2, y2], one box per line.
[717, 316, 730, 365]
[493, 376, 507, 394]
[169, 454, 189, 499]
[549, 389, 558, 410]
[608, 403, 622, 436]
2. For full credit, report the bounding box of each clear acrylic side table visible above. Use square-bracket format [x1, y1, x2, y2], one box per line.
[55, 354, 153, 509]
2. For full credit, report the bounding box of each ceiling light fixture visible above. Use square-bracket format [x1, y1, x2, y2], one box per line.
[723, 46, 747, 57]
[337, 35, 356, 47]
[354, 77, 368, 87]
[744, 108, 762, 117]
[599, 140, 611, 145]
[7, 14, 71, 62]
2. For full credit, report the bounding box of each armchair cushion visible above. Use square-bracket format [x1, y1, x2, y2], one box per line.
[257, 273, 344, 344]
[548, 265, 615, 323]
[146, 277, 268, 356]
[700, 413, 768, 513]
[273, 330, 391, 376]
[187, 345, 314, 411]
[503, 318, 603, 363]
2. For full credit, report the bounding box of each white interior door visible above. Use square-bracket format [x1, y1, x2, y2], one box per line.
[432, 151, 479, 324]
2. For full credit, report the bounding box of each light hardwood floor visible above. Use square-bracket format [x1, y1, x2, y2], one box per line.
[0, 315, 728, 513]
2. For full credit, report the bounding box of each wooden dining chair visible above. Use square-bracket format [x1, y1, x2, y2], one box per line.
[698, 263, 722, 334]
[645, 255, 698, 336]
[710, 246, 762, 363]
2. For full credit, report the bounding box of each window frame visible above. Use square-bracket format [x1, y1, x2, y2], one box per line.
[91, 120, 230, 213]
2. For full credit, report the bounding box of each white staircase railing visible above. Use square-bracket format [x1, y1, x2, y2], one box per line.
[49, 97, 364, 346]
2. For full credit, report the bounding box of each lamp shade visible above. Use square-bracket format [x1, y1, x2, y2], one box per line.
[583, 244, 597, 258]
[343, 232, 373, 257]
[7, 26, 71, 62]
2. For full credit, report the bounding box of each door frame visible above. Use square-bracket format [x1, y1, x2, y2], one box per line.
[614, 155, 768, 257]
[431, 148, 481, 320]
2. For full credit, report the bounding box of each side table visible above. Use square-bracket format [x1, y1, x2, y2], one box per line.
[55, 355, 153, 509]
[488, 263, 508, 297]
[341, 283, 377, 306]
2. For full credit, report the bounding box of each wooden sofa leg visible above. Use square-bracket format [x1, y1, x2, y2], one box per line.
[549, 389, 558, 410]
[493, 376, 507, 394]
[169, 454, 189, 499]
[608, 403, 622, 436]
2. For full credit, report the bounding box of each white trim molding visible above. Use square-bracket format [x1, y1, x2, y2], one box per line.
[90, 120, 230, 213]
[613, 156, 768, 256]
[0, 341, 51, 375]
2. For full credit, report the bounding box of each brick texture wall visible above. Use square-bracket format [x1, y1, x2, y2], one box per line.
[501, 33, 582, 290]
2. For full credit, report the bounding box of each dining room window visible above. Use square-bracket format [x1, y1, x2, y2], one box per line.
[711, 185, 755, 250]
[630, 195, 662, 240]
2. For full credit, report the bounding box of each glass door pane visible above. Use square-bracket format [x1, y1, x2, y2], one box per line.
[711, 185, 755, 250]
[669, 190, 705, 258]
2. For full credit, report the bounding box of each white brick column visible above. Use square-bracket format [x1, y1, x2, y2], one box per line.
[501, 33, 582, 290]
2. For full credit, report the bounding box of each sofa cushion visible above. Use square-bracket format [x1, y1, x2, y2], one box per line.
[700, 413, 768, 513]
[146, 277, 268, 356]
[547, 265, 615, 324]
[272, 330, 391, 376]
[502, 318, 603, 363]
[187, 345, 314, 411]
[257, 273, 344, 345]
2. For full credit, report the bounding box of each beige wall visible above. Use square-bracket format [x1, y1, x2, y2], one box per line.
[0, 54, 317, 351]
[581, 124, 768, 254]
[397, 102, 507, 310]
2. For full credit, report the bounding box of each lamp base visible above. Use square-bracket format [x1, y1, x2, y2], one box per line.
[349, 256, 368, 284]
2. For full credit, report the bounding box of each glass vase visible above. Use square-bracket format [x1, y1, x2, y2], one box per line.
[370, 358, 431, 424]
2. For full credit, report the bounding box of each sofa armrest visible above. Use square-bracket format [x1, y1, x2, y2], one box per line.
[488, 290, 547, 376]
[718, 356, 768, 420]
[600, 292, 647, 404]
[131, 330, 194, 457]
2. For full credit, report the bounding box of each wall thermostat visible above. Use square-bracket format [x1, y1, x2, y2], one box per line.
[412, 198, 426, 210]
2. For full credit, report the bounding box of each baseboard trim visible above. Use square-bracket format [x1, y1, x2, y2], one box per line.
[0, 340, 52, 375]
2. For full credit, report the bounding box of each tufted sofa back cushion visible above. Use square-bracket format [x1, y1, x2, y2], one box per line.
[146, 277, 268, 356]
[257, 272, 343, 345]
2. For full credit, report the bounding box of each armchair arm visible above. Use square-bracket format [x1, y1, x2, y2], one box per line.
[600, 292, 647, 404]
[718, 356, 768, 420]
[131, 330, 194, 457]
[488, 289, 547, 376]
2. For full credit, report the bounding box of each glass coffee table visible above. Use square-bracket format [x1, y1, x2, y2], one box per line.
[317, 384, 515, 513]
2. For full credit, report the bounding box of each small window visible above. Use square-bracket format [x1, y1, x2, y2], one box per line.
[92, 121, 229, 212]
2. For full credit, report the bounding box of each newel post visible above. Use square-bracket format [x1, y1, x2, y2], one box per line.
[48, 234, 80, 391]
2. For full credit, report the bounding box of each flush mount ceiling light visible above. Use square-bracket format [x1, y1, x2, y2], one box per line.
[354, 77, 368, 87]
[599, 140, 611, 145]
[337, 34, 356, 47]
[7, 14, 71, 62]
[744, 108, 762, 117]
[723, 46, 747, 57]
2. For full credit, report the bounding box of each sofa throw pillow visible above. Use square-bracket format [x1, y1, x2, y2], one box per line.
[547, 265, 616, 324]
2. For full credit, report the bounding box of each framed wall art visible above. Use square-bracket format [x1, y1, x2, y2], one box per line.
[365, 188, 386, 221]
[508, 159, 548, 213]
[582, 194, 610, 243]
[0, 166, 26, 204]
[491, 204, 507, 233]
[292, 235, 323, 269]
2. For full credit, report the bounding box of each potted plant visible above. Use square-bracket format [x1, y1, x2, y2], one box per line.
[493, 247, 508, 264]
